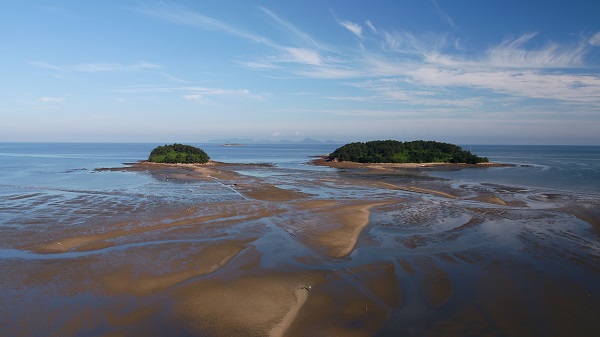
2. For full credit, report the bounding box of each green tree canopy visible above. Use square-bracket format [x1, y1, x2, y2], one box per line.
[328, 140, 488, 164]
[148, 143, 210, 164]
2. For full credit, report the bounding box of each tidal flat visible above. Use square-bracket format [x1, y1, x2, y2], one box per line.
[1, 160, 600, 336]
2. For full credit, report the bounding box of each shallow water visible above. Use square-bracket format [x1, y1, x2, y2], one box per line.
[1, 143, 599, 336]
[429, 145, 600, 194]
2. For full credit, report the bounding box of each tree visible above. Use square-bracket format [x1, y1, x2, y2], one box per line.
[329, 140, 488, 164]
[148, 144, 210, 164]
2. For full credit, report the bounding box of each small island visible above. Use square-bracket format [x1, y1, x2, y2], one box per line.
[328, 140, 488, 164]
[148, 143, 210, 164]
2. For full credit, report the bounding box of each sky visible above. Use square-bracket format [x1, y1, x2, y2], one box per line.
[2, 0, 600, 144]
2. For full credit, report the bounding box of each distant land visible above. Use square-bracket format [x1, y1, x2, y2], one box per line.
[207, 137, 341, 144]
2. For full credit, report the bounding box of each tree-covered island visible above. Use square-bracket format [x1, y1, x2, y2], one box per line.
[328, 140, 488, 164]
[148, 143, 210, 164]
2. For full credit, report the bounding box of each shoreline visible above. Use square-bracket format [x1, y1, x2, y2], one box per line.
[310, 156, 514, 171]
[97, 157, 514, 176]
[4, 154, 599, 337]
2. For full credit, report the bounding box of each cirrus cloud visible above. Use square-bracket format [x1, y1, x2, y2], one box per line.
[40, 96, 65, 103]
[338, 20, 363, 38]
[589, 32, 600, 46]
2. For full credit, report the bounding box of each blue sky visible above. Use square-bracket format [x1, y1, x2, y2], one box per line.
[2, 0, 600, 144]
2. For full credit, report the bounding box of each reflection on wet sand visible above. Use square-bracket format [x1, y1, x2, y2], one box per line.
[291, 200, 384, 258]
[1, 160, 600, 336]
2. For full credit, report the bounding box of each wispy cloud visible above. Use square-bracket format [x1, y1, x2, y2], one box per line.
[380, 30, 447, 56]
[334, 77, 485, 109]
[295, 66, 363, 79]
[407, 67, 600, 104]
[112, 85, 266, 103]
[284, 47, 322, 65]
[135, 3, 328, 70]
[338, 20, 363, 38]
[365, 20, 377, 33]
[40, 96, 65, 103]
[258, 7, 323, 49]
[588, 32, 600, 46]
[237, 60, 280, 70]
[183, 87, 265, 103]
[30, 61, 160, 72]
[110, 85, 181, 94]
[132, 2, 271, 46]
[160, 72, 192, 83]
[132, 4, 600, 111]
[484, 33, 588, 68]
[430, 0, 456, 28]
[29, 61, 61, 71]
[331, 29, 600, 107]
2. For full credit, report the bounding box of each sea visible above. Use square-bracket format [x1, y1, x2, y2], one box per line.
[1, 142, 598, 200]
[1, 142, 600, 336]
[0, 143, 341, 249]
[1, 142, 598, 252]
[0, 142, 335, 196]
[430, 144, 600, 195]
[0, 142, 598, 250]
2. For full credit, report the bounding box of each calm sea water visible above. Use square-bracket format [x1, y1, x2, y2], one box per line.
[1, 142, 597, 241]
[1, 142, 599, 199]
[430, 145, 600, 195]
[0, 143, 343, 238]
[0, 142, 338, 194]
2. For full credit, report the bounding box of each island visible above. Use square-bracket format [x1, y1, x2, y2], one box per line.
[148, 143, 210, 164]
[328, 140, 488, 164]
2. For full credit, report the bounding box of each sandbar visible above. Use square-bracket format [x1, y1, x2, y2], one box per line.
[3, 158, 599, 337]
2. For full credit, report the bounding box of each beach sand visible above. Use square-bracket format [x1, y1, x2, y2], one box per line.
[290, 200, 385, 258]
[2, 159, 599, 336]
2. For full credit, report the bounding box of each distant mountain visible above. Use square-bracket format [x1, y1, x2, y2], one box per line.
[207, 138, 255, 144]
[299, 137, 323, 143]
[206, 137, 340, 144]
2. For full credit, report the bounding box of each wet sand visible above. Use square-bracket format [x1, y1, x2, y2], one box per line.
[291, 201, 386, 258]
[1, 160, 600, 336]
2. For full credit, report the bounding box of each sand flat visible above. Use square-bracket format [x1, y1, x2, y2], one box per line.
[29, 202, 277, 254]
[100, 242, 247, 295]
[376, 181, 458, 199]
[290, 201, 384, 258]
[471, 194, 509, 206]
[406, 186, 457, 199]
[173, 272, 321, 337]
[317, 203, 380, 258]
[4, 160, 599, 337]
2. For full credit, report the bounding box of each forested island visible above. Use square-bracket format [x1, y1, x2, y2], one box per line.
[328, 140, 488, 164]
[148, 144, 210, 164]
